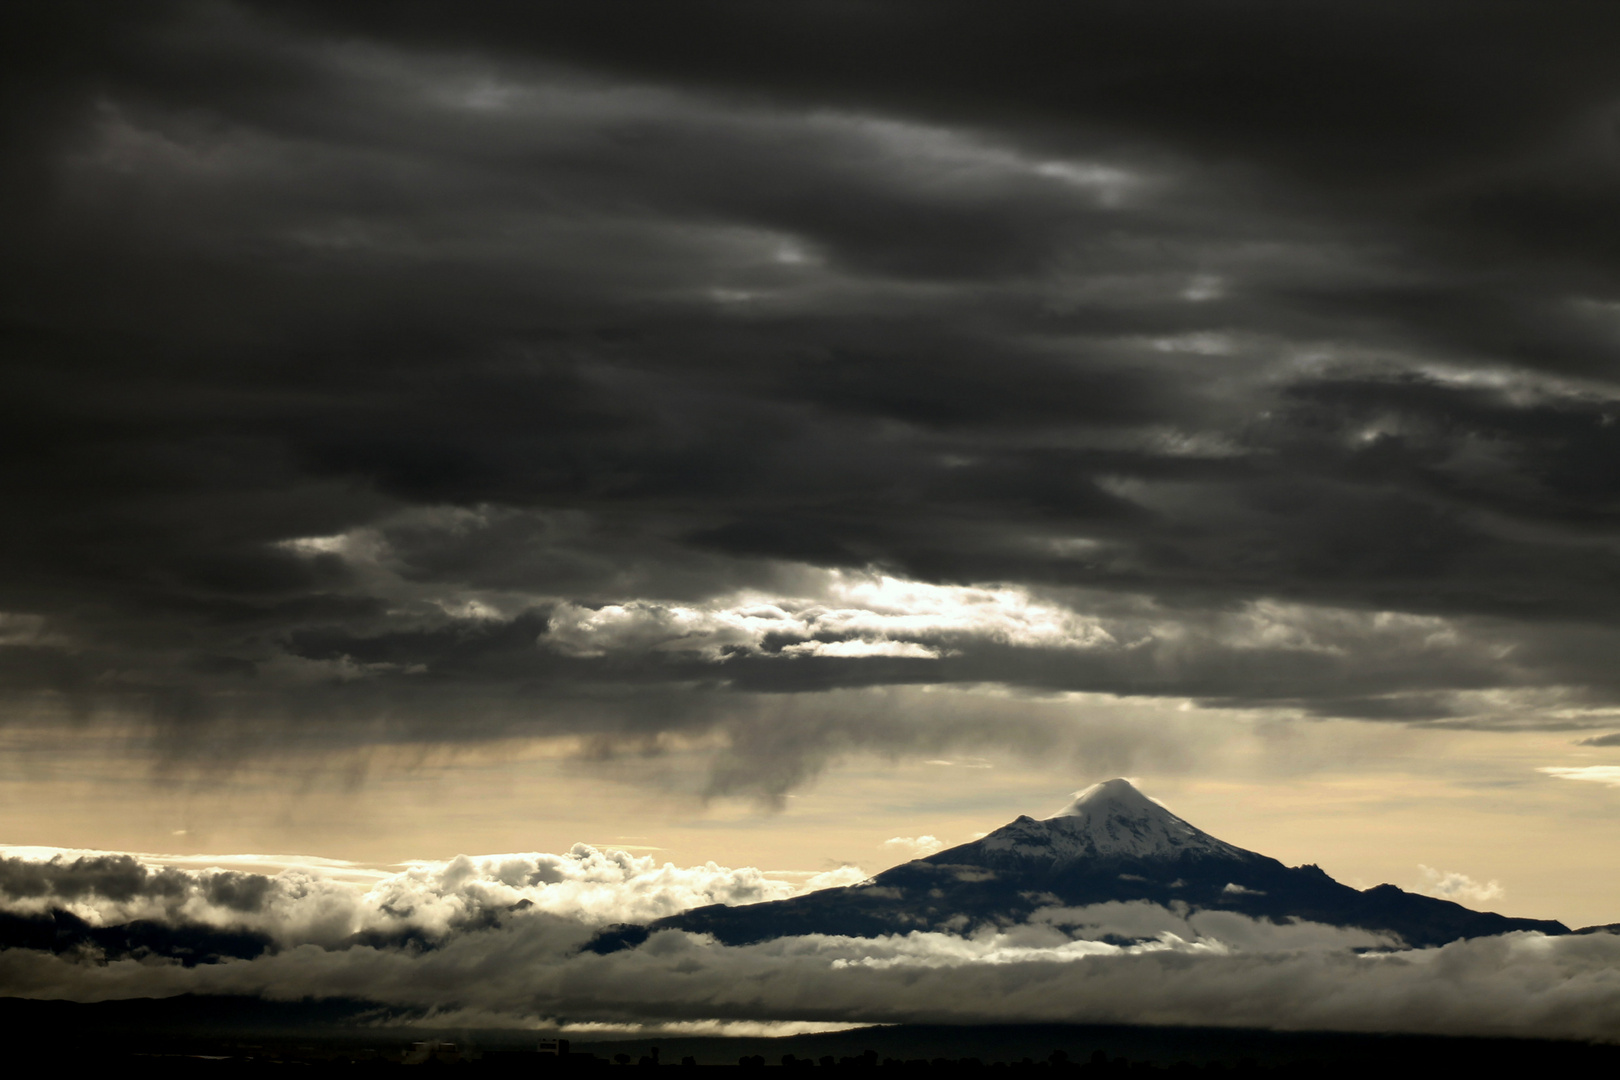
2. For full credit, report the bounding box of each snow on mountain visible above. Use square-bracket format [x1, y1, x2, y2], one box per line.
[966, 778, 1255, 864]
[587, 778, 1569, 953]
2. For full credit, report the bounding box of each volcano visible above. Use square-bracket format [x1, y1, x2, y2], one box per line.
[589, 779, 1567, 952]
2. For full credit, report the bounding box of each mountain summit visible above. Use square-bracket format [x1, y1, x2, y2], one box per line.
[974, 778, 1253, 865]
[589, 779, 1566, 953]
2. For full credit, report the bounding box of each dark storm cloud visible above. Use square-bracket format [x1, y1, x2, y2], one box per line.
[0, 855, 190, 903]
[0, 854, 280, 915]
[5, 2, 1620, 776]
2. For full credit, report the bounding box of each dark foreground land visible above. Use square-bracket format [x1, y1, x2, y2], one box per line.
[1, 996, 1616, 1071]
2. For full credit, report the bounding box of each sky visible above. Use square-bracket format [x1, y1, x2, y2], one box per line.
[7, 0, 1620, 1034]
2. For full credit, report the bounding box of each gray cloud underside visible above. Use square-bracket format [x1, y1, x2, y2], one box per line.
[6, 3, 1620, 773]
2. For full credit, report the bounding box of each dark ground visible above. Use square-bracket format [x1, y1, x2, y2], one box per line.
[2, 995, 1618, 1070]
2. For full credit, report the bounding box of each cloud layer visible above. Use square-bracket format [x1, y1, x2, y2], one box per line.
[0, 845, 863, 950]
[6, 3, 1620, 786]
[3, 847, 1620, 1041]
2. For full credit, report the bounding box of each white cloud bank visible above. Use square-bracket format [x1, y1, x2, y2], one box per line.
[0, 845, 846, 947]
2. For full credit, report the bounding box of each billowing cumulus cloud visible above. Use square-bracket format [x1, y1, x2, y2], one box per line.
[0, 846, 853, 951]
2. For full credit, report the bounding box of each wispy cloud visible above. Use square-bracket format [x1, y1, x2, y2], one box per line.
[1541, 766, 1620, 788]
[1413, 865, 1504, 906]
[882, 836, 945, 858]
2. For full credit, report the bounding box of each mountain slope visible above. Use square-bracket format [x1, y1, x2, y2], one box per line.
[589, 780, 1567, 952]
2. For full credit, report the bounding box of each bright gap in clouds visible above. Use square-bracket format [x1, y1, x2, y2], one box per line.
[277, 517, 1492, 669]
[535, 568, 1478, 665]
[542, 571, 1119, 659]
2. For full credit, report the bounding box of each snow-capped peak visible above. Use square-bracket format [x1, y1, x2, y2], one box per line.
[1047, 778, 1173, 824]
[965, 779, 1254, 865]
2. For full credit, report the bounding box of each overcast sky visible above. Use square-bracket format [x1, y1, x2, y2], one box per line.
[8, 0, 1620, 951]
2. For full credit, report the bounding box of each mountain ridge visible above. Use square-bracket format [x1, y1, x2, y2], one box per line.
[588, 779, 1567, 953]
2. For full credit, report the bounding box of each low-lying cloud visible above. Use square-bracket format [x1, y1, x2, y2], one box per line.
[0, 846, 849, 950]
[2, 847, 1620, 1041]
